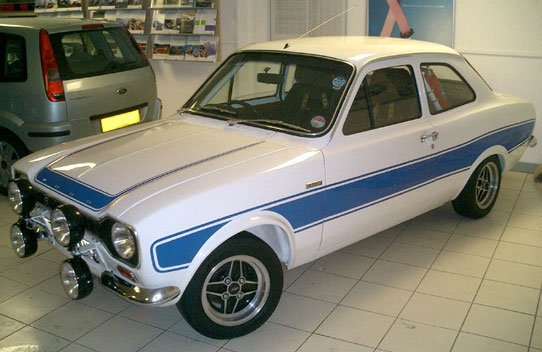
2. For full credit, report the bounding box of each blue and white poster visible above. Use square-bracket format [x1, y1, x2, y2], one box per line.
[368, 0, 454, 47]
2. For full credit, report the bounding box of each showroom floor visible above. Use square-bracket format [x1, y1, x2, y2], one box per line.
[0, 171, 541, 352]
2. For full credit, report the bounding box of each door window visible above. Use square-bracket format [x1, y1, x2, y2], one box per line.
[420, 63, 475, 114]
[0, 34, 26, 82]
[343, 65, 421, 135]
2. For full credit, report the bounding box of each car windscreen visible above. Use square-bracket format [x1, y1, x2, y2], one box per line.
[49, 27, 147, 80]
[183, 52, 354, 136]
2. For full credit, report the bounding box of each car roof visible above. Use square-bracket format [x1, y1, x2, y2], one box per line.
[241, 36, 460, 67]
[0, 17, 120, 33]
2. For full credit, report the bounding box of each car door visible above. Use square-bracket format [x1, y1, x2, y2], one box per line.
[320, 57, 441, 252]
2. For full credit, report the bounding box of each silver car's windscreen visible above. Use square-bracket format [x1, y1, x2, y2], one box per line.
[184, 52, 354, 136]
[49, 27, 147, 80]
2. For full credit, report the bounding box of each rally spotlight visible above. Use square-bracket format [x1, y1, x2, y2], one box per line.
[59, 257, 93, 300]
[10, 221, 38, 258]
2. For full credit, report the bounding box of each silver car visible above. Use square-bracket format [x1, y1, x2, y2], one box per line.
[0, 17, 161, 189]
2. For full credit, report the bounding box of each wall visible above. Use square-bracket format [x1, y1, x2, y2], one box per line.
[152, 0, 541, 163]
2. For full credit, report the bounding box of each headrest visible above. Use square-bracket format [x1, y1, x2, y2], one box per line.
[294, 65, 332, 87]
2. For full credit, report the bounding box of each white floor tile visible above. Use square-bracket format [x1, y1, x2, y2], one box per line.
[32, 301, 113, 341]
[269, 292, 335, 332]
[224, 322, 309, 352]
[522, 174, 542, 192]
[416, 270, 481, 302]
[399, 293, 470, 330]
[380, 242, 440, 268]
[168, 318, 228, 348]
[0, 314, 24, 340]
[494, 242, 542, 267]
[0, 246, 26, 273]
[502, 171, 527, 191]
[1, 256, 60, 286]
[501, 227, 542, 247]
[59, 343, 98, 352]
[339, 228, 400, 258]
[316, 306, 394, 347]
[0, 287, 69, 324]
[533, 317, 542, 349]
[78, 284, 131, 314]
[474, 280, 540, 315]
[362, 260, 427, 290]
[432, 251, 490, 278]
[509, 213, 542, 232]
[282, 263, 311, 290]
[485, 259, 542, 289]
[341, 281, 411, 317]
[396, 227, 451, 249]
[443, 234, 498, 258]
[76, 315, 163, 352]
[0, 275, 29, 303]
[452, 332, 528, 352]
[119, 304, 182, 330]
[379, 319, 457, 352]
[297, 334, 373, 352]
[139, 331, 218, 352]
[310, 252, 374, 279]
[462, 304, 534, 345]
[286, 270, 357, 303]
[0, 325, 70, 352]
[514, 191, 542, 217]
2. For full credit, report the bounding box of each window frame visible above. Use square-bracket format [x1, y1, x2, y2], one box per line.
[420, 62, 477, 116]
[342, 64, 422, 136]
[0, 33, 27, 83]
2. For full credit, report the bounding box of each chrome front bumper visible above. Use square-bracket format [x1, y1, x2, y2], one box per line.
[101, 271, 180, 306]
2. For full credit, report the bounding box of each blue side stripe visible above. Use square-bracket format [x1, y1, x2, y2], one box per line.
[150, 119, 535, 272]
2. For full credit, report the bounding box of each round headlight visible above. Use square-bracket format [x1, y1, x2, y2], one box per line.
[51, 205, 84, 248]
[111, 222, 136, 260]
[7, 181, 23, 215]
[10, 222, 37, 258]
[60, 258, 93, 300]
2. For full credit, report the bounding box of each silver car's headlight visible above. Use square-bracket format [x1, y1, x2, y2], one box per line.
[51, 205, 85, 248]
[111, 222, 136, 260]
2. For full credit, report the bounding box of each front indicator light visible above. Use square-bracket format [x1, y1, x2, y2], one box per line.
[10, 222, 38, 258]
[51, 205, 84, 248]
[60, 257, 93, 300]
[111, 223, 136, 260]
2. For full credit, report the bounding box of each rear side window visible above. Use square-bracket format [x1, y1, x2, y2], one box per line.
[421, 63, 475, 114]
[49, 27, 147, 80]
[343, 65, 421, 135]
[0, 34, 26, 82]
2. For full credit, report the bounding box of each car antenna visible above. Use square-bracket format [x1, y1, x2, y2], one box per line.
[283, 5, 357, 49]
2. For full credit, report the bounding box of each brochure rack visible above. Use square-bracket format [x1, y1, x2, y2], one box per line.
[34, 0, 220, 62]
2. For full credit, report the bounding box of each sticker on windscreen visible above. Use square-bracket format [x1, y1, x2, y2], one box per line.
[332, 76, 346, 90]
[310, 115, 326, 129]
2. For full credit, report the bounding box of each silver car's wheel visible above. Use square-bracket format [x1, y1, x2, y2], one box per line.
[0, 134, 26, 190]
[178, 234, 283, 339]
[201, 255, 270, 326]
[475, 161, 500, 210]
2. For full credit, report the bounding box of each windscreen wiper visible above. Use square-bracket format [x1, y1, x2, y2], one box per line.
[228, 119, 311, 133]
[200, 105, 238, 116]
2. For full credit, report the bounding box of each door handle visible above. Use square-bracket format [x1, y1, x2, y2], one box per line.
[421, 131, 439, 143]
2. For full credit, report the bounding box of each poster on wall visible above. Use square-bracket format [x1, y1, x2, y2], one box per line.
[368, 0, 454, 47]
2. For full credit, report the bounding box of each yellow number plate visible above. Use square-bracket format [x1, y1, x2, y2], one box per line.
[101, 110, 140, 133]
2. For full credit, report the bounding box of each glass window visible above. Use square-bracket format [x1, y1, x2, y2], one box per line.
[421, 63, 475, 114]
[343, 65, 420, 135]
[185, 52, 354, 136]
[0, 34, 26, 82]
[50, 27, 147, 80]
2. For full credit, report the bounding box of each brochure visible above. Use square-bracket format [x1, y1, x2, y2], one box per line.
[104, 10, 117, 22]
[101, 0, 115, 9]
[151, 0, 164, 7]
[164, 0, 179, 7]
[198, 36, 218, 62]
[151, 10, 165, 33]
[181, 0, 194, 6]
[129, 10, 146, 34]
[88, 0, 100, 10]
[115, 0, 129, 8]
[195, 0, 213, 8]
[184, 36, 199, 61]
[169, 36, 187, 60]
[178, 10, 196, 34]
[58, 0, 82, 11]
[116, 11, 130, 29]
[194, 8, 216, 35]
[153, 36, 170, 59]
[128, 0, 143, 9]
[91, 10, 105, 19]
[133, 34, 148, 53]
[163, 10, 178, 34]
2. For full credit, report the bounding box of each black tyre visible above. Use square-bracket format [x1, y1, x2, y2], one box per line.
[0, 132, 27, 192]
[178, 234, 283, 339]
[452, 156, 502, 219]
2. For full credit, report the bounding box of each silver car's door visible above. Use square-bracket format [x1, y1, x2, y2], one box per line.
[321, 57, 440, 252]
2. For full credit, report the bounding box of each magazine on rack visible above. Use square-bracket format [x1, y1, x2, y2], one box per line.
[128, 0, 142, 8]
[164, 10, 178, 34]
[133, 34, 148, 53]
[153, 36, 170, 59]
[115, 0, 129, 8]
[184, 36, 200, 61]
[178, 10, 196, 34]
[129, 10, 146, 34]
[164, 0, 179, 7]
[169, 36, 187, 60]
[115, 11, 130, 29]
[198, 36, 218, 62]
[88, 0, 100, 10]
[195, 0, 213, 7]
[104, 10, 116, 21]
[151, 10, 165, 33]
[58, 0, 82, 10]
[194, 9, 216, 34]
[181, 0, 194, 6]
[101, 0, 115, 9]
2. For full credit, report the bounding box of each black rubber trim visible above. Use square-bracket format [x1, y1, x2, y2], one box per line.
[89, 103, 148, 121]
[28, 130, 70, 137]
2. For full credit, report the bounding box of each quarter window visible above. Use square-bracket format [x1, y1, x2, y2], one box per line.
[0, 34, 26, 82]
[343, 65, 421, 135]
[421, 63, 475, 114]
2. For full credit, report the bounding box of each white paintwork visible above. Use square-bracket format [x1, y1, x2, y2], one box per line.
[12, 36, 536, 306]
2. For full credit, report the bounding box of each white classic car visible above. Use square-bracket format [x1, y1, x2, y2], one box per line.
[7, 36, 537, 339]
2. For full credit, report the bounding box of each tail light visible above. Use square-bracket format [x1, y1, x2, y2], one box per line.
[39, 29, 65, 102]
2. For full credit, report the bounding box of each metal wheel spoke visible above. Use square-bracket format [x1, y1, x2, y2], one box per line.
[244, 280, 258, 285]
[206, 291, 223, 297]
[207, 281, 224, 286]
[232, 298, 240, 313]
[242, 289, 258, 295]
